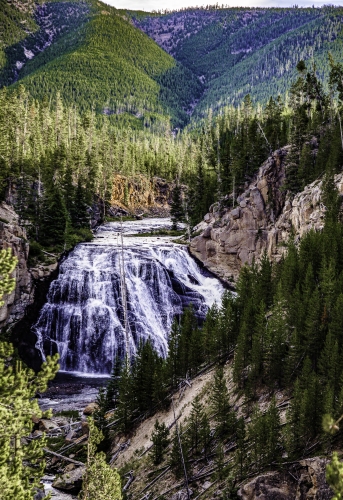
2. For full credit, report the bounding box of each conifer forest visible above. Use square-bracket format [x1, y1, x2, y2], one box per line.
[2, 0, 343, 499]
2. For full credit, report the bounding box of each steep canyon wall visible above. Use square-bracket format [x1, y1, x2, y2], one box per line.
[190, 149, 343, 284]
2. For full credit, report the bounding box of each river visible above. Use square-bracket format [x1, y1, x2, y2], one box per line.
[37, 218, 224, 498]
[35, 218, 224, 376]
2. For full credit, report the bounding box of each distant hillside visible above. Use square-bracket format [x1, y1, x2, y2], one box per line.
[3, 2, 343, 126]
[135, 6, 343, 115]
[0, 0, 202, 128]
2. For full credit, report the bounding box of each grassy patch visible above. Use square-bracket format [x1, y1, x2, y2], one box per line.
[46, 436, 66, 451]
[104, 215, 136, 222]
[54, 410, 80, 419]
[128, 229, 185, 237]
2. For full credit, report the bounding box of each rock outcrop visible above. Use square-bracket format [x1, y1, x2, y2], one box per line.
[111, 175, 181, 216]
[0, 202, 32, 326]
[52, 467, 85, 493]
[0, 202, 58, 327]
[238, 458, 332, 500]
[190, 148, 343, 284]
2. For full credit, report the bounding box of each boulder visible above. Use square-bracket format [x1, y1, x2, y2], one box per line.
[38, 419, 60, 433]
[231, 207, 241, 220]
[31, 430, 43, 439]
[83, 402, 99, 415]
[203, 225, 212, 238]
[237, 458, 332, 500]
[64, 463, 76, 472]
[65, 430, 76, 443]
[53, 466, 85, 493]
[81, 421, 90, 435]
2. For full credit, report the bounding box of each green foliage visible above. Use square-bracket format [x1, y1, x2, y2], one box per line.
[0, 248, 17, 306]
[249, 397, 281, 470]
[54, 409, 79, 419]
[2, 1, 201, 128]
[137, 6, 343, 116]
[210, 365, 236, 439]
[326, 452, 343, 500]
[0, 343, 59, 499]
[0, 241, 59, 499]
[150, 420, 170, 465]
[169, 424, 190, 479]
[187, 395, 211, 458]
[0, 0, 38, 72]
[79, 417, 122, 500]
[170, 182, 185, 230]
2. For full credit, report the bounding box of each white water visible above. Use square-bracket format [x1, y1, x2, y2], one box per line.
[34, 219, 223, 375]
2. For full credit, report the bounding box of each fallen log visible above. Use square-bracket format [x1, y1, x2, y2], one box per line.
[110, 440, 131, 464]
[123, 470, 134, 491]
[43, 448, 85, 466]
[139, 466, 171, 495]
[42, 250, 57, 258]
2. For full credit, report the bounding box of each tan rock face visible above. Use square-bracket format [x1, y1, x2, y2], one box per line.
[111, 175, 181, 215]
[190, 149, 343, 284]
[38, 419, 61, 433]
[238, 458, 332, 500]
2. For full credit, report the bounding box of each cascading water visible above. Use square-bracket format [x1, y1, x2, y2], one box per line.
[34, 219, 224, 375]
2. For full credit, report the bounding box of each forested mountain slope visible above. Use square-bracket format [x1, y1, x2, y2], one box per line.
[135, 6, 343, 115]
[0, 0, 202, 128]
[4, 2, 343, 126]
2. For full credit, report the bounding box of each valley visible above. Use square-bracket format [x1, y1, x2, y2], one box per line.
[1, 0, 343, 499]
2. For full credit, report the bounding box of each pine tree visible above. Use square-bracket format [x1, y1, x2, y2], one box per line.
[150, 420, 170, 465]
[166, 318, 181, 389]
[104, 356, 122, 412]
[0, 250, 60, 499]
[40, 181, 69, 247]
[170, 181, 185, 230]
[116, 362, 135, 433]
[0, 249, 17, 305]
[187, 396, 211, 457]
[80, 418, 122, 500]
[210, 366, 236, 439]
[72, 178, 90, 228]
[235, 417, 247, 480]
[169, 425, 190, 479]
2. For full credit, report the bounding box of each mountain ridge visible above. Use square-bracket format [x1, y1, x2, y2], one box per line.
[3, 2, 343, 126]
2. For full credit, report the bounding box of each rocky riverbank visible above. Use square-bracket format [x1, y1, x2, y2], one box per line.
[35, 373, 109, 498]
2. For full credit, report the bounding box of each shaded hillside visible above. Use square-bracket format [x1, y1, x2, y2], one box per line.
[135, 6, 343, 115]
[0, 0, 202, 128]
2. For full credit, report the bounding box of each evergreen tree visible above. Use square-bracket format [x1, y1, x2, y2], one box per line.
[116, 362, 135, 433]
[170, 181, 185, 230]
[169, 425, 190, 479]
[187, 395, 211, 457]
[150, 420, 170, 465]
[80, 418, 122, 500]
[40, 181, 69, 247]
[235, 417, 247, 480]
[210, 366, 236, 439]
[0, 250, 60, 499]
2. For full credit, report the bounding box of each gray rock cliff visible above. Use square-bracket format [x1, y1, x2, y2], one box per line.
[190, 149, 343, 284]
[0, 202, 58, 328]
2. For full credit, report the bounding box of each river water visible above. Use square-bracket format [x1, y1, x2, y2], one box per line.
[37, 219, 224, 498]
[35, 218, 224, 376]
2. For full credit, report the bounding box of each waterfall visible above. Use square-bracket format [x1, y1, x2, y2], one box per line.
[34, 219, 223, 375]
